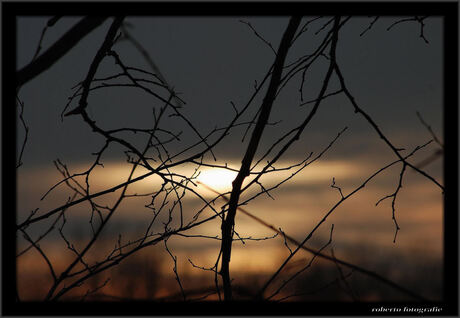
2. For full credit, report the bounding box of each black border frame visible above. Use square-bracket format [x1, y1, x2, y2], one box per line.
[2, 2, 458, 316]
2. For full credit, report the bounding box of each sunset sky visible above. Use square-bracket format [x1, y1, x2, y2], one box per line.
[15, 15, 445, 303]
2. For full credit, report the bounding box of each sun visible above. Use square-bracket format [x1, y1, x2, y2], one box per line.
[196, 168, 238, 191]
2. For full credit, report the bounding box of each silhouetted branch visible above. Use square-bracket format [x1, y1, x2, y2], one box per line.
[275, 270, 353, 302]
[200, 175, 427, 302]
[239, 19, 277, 55]
[120, 23, 185, 108]
[64, 17, 125, 117]
[17, 17, 108, 87]
[360, 16, 380, 37]
[266, 224, 334, 301]
[17, 194, 75, 257]
[376, 163, 407, 243]
[16, 97, 29, 168]
[416, 111, 443, 148]
[242, 127, 348, 204]
[81, 278, 110, 301]
[331, 177, 344, 200]
[241, 18, 343, 198]
[165, 239, 187, 301]
[331, 248, 357, 301]
[299, 89, 343, 107]
[387, 16, 429, 43]
[219, 16, 302, 301]
[31, 16, 63, 61]
[258, 141, 432, 301]
[334, 61, 444, 191]
[19, 228, 57, 283]
[292, 16, 324, 43]
[15, 15, 443, 303]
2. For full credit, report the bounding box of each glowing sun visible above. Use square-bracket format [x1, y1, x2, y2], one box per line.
[196, 168, 237, 191]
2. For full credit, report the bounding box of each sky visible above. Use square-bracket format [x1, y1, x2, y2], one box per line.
[15, 16, 445, 302]
[16, 16, 443, 165]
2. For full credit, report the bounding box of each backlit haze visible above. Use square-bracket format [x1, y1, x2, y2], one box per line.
[16, 16, 443, 302]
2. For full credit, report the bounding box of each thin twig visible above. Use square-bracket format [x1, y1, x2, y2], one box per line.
[198, 178, 427, 302]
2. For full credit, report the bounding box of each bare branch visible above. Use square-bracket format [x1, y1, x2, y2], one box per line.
[360, 16, 380, 37]
[334, 62, 443, 191]
[17, 17, 108, 87]
[257, 141, 432, 300]
[200, 178, 427, 301]
[376, 163, 407, 243]
[16, 97, 29, 168]
[219, 16, 302, 301]
[416, 111, 443, 148]
[239, 19, 277, 55]
[387, 16, 430, 44]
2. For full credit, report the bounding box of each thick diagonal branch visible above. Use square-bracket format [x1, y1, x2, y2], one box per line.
[219, 16, 301, 301]
[17, 17, 107, 87]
